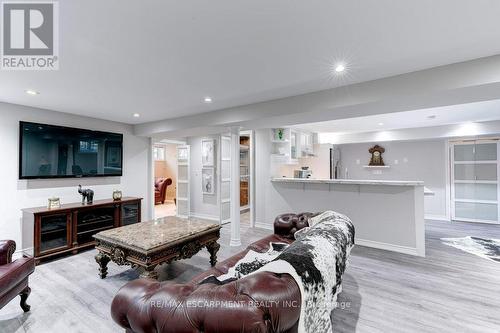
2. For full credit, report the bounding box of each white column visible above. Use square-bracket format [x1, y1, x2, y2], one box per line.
[230, 127, 242, 247]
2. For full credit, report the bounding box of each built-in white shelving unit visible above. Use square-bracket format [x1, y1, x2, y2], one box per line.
[450, 140, 499, 224]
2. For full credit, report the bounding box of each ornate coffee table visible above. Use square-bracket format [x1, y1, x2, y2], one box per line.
[93, 216, 221, 279]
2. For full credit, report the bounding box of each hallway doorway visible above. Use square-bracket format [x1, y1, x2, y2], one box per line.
[153, 142, 180, 219]
[240, 131, 254, 227]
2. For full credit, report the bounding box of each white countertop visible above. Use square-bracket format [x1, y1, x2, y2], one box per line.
[271, 177, 424, 186]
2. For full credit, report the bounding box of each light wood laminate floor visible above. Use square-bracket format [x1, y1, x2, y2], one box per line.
[1, 220, 499, 333]
[154, 201, 176, 219]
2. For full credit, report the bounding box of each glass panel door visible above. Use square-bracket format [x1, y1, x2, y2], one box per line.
[452, 141, 499, 224]
[122, 202, 140, 226]
[77, 207, 115, 244]
[176, 145, 190, 218]
[290, 131, 298, 160]
[39, 213, 70, 253]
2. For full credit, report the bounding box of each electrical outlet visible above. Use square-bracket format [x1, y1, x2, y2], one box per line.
[356, 159, 360, 165]
[394, 159, 399, 165]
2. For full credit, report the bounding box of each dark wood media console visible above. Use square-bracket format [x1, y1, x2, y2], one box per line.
[22, 197, 142, 263]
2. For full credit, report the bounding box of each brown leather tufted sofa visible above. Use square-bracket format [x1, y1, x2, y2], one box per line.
[111, 213, 315, 333]
[0, 240, 35, 312]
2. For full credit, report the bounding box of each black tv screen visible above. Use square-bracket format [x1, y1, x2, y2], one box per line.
[19, 122, 123, 179]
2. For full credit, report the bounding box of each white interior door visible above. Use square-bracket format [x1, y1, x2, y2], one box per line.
[220, 135, 231, 224]
[451, 140, 499, 224]
[176, 145, 190, 218]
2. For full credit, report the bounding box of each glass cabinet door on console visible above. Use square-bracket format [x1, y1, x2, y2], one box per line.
[77, 207, 116, 245]
[452, 141, 499, 224]
[37, 213, 71, 255]
[122, 202, 140, 226]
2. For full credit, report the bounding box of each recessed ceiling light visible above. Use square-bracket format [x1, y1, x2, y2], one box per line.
[334, 64, 345, 73]
[378, 122, 384, 126]
[133, 113, 140, 118]
[427, 115, 436, 119]
[25, 89, 39, 95]
[204, 97, 213, 103]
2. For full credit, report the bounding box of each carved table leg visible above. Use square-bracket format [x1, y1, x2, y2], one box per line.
[95, 252, 111, 279]
[19, 286, 31, 312]
[139, 266, 158, 280]
[206, 241, 220, 267]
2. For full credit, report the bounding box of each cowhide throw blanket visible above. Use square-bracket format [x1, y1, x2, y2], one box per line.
[441, 236, 500, 262]
[214, 242, 289, 281]
[202, 211, 355, 333]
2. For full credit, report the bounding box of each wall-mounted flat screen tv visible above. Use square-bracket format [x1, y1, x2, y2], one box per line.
[19, 121, 123, 179]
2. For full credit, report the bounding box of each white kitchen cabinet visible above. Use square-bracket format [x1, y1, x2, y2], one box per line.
[270, 128, 298, 165]
[300, 131, 314, 157]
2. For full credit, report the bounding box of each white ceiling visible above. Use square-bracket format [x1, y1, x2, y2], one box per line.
[1, 0, 500, 124]
[295, 100, 500, 134]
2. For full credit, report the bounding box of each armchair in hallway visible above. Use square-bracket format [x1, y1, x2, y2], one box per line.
[154, 178, 172, 205]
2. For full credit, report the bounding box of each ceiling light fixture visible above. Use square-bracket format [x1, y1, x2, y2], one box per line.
[25, 89, 39, 95]
[133, 113, 140, 118]
[334, 64, 345, 73]
[204, 97, 213, 103]
[378, 122, 384, 126]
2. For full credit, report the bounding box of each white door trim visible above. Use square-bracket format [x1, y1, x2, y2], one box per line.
[220, 135, 232, 225]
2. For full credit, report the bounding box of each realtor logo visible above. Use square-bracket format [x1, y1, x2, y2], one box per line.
[1, 1, 59, 70]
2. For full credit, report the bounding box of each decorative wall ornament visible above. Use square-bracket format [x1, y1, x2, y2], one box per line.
[78, 185, 94, 204]
[201, 139, 215, 166]
[202, 168, 215, 194]
[368, 145, 385, 166]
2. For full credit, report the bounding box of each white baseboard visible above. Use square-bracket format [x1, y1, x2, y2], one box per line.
[355, 238, 420, 256]
[425, 214, 450, 222]
[229, 239, 242, 247]
[254, 221, 273, 230]
[13, 247, 33, 259]
[189, 212, 220, 222]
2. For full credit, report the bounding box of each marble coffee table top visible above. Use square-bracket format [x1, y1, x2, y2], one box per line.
[94, 216, 220, 253]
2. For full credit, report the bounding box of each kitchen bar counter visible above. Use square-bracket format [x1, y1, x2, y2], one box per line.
[267, 177, 425, 257]
[271, 177, 424, 186]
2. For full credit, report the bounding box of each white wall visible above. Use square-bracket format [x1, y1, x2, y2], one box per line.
[187, 135, 220, 220]
[0, 102, 152, 250]
[338, 140, 449, 219]
[255, 129, 287, 228]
